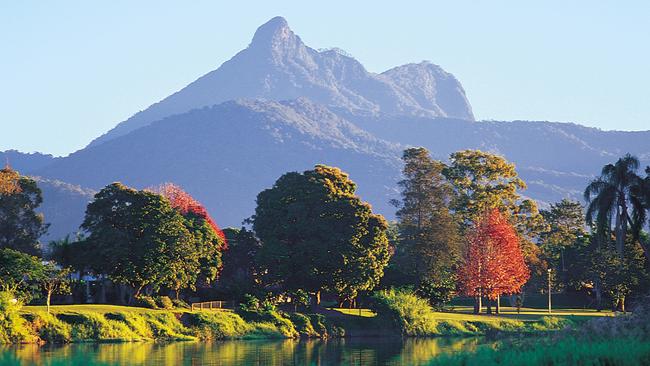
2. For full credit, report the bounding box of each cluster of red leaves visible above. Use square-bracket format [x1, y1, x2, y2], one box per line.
[458, 208, 529, 300]
[155, 183, 227, 245]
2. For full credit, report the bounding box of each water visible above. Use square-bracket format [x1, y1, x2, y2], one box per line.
[0, 337, 497, 366]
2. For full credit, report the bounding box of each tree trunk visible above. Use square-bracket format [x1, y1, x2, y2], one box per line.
[474, 295, 481, 314]
[594, 279, 603, 311]
[313, 291, 321, 307]
[619, 295, 626, 313]
[47, 290, 52, 314]
[486, 298, 492, 315]
[495, 296, 500, 314]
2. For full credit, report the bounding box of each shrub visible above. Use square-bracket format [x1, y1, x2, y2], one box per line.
[134, 296, 158, 309]
[370, 288, 439, 336]
[172, 299, 190, 309]
[155, 296, 174, 310]
[0, 291, 35, 343]
[28, 312, 71, 343]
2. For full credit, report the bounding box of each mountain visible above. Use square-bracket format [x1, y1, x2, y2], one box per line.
[13, 16, 650, 238]
[38, 99, 402, 226]
[0, 150, 58, 172]
[32, 177, 95, 242]
[352, 116, 650, 206]
[89, 16, 473, 147]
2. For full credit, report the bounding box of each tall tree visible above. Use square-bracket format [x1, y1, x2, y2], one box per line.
[153, 183, 227, 292]
[253, 165, 391, 305]
[457, 209, 529, 314]
[217, 228, 261, 301]
[584, 154, 646, 260]
[79, 183, 197, 299]
[540, 199, 586, 275]
[444, 150, 547, 289]
[390, 147, 461, 305]
[0, 166, 48, 256]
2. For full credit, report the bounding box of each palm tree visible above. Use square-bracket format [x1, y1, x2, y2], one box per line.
[584, 154, 646, 258]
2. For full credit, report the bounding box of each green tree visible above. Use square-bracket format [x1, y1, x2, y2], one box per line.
[443, 150, 548, 290]
[253, 165, 391, 305]
[0, 167, 48, 256]
[79, 183, 198, 300]
[584, 154, 646, 259]
[390, 147, 461, 306]
[40, 264, 71, 313]
[217, 228, 261, 301]
[0, 248, 45, 300]
[540, 199, 586, 287]
[584, 154, 648, 310]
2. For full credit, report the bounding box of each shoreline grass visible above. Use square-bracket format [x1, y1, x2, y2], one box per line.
[0, 303, 611, 345]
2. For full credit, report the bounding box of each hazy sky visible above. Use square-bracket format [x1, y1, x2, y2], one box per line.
[2, 1, 649, 156]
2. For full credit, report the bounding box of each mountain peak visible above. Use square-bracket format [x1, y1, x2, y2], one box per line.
[250, 16, 296, 49]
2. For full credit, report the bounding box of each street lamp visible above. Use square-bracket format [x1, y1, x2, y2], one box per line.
[547, 268, 552, 314]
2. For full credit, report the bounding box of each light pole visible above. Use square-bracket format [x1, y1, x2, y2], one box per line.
[547, 268, 552, 314]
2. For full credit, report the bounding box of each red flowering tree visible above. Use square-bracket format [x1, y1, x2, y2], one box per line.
[153, 183, 227, 291]
[458, 208, 529, 314]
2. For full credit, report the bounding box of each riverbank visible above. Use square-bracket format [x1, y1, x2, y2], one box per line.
[0, 304, 609, 344]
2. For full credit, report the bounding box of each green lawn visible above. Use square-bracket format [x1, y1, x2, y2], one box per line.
[22, 304, 177, 315]
[329, 306, 613, 322]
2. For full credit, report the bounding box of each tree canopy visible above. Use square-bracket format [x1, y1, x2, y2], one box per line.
[390, 147, 461, 305]
[457, 209, 529, 313]
[0, 167, 48, 256]
[79, 183, 198, 297]
[253, 165, 391, 304]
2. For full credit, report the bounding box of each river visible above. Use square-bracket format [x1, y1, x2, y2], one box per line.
[0, 337, 500, 365]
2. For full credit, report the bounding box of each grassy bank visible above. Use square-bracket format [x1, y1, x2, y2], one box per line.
[0, 304, 344, 344]
[0, 301, 608, 344]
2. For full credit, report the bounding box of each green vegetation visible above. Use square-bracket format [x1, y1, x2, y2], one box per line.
[253, 165, 391, 306]
[429, 337, 650, 366]
[368, 289, 575, 337]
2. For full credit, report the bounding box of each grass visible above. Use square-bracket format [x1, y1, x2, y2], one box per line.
[329, 306, 610, 322]
[5, 304, 343, 344]
[5, 298, 614, 344]
[429, 337, 650, 366]
[23, 304, 166, 314]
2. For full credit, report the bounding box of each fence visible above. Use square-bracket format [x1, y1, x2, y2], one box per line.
[190, 300, 234, 311]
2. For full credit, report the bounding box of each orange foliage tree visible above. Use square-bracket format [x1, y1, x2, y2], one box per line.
[457, 208, 529, 314]
[155, 183, 226, 242]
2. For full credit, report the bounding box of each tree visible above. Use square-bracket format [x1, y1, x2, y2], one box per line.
[79, 183, 197, 300]
[540, 199, 586, 288]
[584, 154, 648, 310]
[584, 154, 646, 260]
[457, 209, 529, 314]
[0, 166, 48, 256]
[40, 264, 71, 314]
[390, 147, 461, 306]
[444, 150, 547, 291]
[153, 183, 227, 295]
[217, 228, 261, 301]
[0, 248, 44, 299]
[253, 165, 391, 305]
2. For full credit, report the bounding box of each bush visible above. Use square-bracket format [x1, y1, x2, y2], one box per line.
[28, 312, 71, 343]
[172, 299, 190, 309]
[0, 291, 35, 343]
[134, 296, 158, 309]
[155, 296, 174, 310]
[371, 288, 439, 336]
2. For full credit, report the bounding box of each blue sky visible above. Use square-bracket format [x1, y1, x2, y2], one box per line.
[1, 1, 649, 156]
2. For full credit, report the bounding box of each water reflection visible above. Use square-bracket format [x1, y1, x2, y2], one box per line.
[1, 337, 493, 366]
